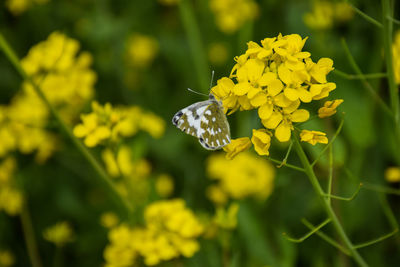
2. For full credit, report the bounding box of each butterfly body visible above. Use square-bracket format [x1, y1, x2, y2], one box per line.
[172, 94, 231, 150]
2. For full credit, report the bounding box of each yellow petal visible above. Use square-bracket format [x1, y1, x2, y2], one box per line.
[278, 64, 292, 85]
[258, 72, 277, 86]
[267, 79, 284, 96]
[233, 82, 251, 96]
[262, 111, 282, 129]
[284, 87, 299, 101]
[250, 92, 267, 107]
[291, 109, 310, 122]
[275, 122, 291, 142]
[258, 103, 273, 120]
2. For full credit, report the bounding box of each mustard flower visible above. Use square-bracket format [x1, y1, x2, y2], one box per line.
[155, 174, 174, 197]
[303, 1, 353, 30]
[206, 185, 228, 205]
[0, 157, 23, 216]
[209, 0, 259, 34]
[385, 167, 400, 183]
[126, 34, 159, 68]
[104, 224, 137, 267]
[392, 30, 400, 84]
[74, 102, 165, 147]
[212, 33, 336, 157]
[300, 130, 328, 145]
[0, 250, 14, 267]
[223, 137, 251, 159]
[318, 99, 344, 118]
[43, 221, 74, 247]
[208, 42, 229, 66]
[207, 152, 275, 200]
[5, 0, 49, 15]
[213, 203, 239, 230]
[100, 212, 120, 228]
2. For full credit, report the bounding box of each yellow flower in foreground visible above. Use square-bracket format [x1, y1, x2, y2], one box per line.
[385, 167, 400, 183]
[0, 250, 14, 267]
[318, 99, 344, 118]
[300, 130, 328, 145]
[214, 203, 239, 230]
[155, 174, 174, 197]
[43, 221, 74, 247]
[223, 137, 251, 159]
[126, 34, 159, 68]
[251, 129, 271, 156]
[207, 152, 275, 200]
[100, 212, 120, 229]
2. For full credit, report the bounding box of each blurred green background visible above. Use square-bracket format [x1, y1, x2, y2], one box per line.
[1, 0, 400, 266]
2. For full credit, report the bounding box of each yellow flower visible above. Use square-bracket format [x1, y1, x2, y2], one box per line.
[300, 130, 328, 145]
[0, 157, 16, 185]
[208, 42, 229, 66]
[0, 250, 14, 267]
[104, 224, 137, 267]
[155, 174, 174, 197]
[212, 33, 335, 154]
[209, 0, 259, 34]
[318, 99, 344, 118]
[74, 102, 165, 147]
[207, 152, 275, 200]
[5, 0, 49, 15]
[100, 212, 120, 228]
[0, 188, 23, 216]
[43, 221, 74, 247]
[126, 34, 159, 68]
[385, 167, 400, 183]
[206, 185, 228, 205]
[303, 1, 353, 30]
[251, 129, 271, 156]
[392, 30, 400, 84]
[223, 137, 251, 159]
[213, 203, 239, 230]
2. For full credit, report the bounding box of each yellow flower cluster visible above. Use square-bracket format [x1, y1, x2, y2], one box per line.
[104, 199, 203, 266]
[385, 167, 400, 183]
[5, 0, 49, 15]
[393, 30, 400, 84]
[212, 34, 337, 154]
[0, 250, 15, 267]
[303, 1, 354, 30]
[126, 34, 159, 68]
[43, 221, 74, 247]
[0, 32, 95, 162]
[0, 157, 23, 216]
[206, 152, 275, 204]
[209, 0, 259, 34]
[74, 101, 165, 147]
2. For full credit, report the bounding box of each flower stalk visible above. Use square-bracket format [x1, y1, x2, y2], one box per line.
[292, 136, 368, 267]
[20, 204, 43, 267]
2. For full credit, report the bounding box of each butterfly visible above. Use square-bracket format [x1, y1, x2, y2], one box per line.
[172, 93, 231, 150]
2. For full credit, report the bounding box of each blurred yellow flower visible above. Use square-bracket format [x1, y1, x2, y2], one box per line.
[206, 185, 228, 205]
[392, 30, 400, 84]
[213, 202, 239, 230]
[303, 1, 353, 30]
[100, 212, 120, 229]
[5, 0, 49, 15]
[126, 34, 159, 68]
[208, 42, 229, 66]
[207, 152, 275, 200]
[0, 157, 23, 216]
[318, 99, 344, 118]
[43, 221, 74, 247]
[385, 167, 400, 183]
[210, 0, 259, 34]
[155, 174, 174, 197]
[104, 199, 203, 266]
[74, 102, 165, 147]
[0, 250, 14, 267]
[158, 0, 180, 5]
[211, 33, 335, 156]
[223, 137, 251, 159]
[300, 130, 328, 145]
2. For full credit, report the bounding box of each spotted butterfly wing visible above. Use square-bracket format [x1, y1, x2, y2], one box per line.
[172, 94, 231, 150]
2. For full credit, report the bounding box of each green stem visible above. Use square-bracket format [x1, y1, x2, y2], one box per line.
[333, 69, 387, 80]
[346, 1, 383, 28]
[20, 204, 43, 267]
[293, 136, 368, 267]
[0, 33, 132, 215]
[381, 0, 399, 122]
[178, 0, 210, 91]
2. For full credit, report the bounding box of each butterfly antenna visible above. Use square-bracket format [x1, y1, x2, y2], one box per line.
[187, 88, 209, 97]
[209, 70, 215, 90]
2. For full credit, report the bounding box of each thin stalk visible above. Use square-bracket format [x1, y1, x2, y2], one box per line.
[333, 69, 387, 80]
[327, 145, 333, 205]
[293, 136, 368, 267]
[346, 1, 383, 28]
[381, 0, 399, 122]
[266, 157, 304, 172]
[20, 204, 43, 267]
[178, 0, 210, 91]
[0, 33, 132, 215]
